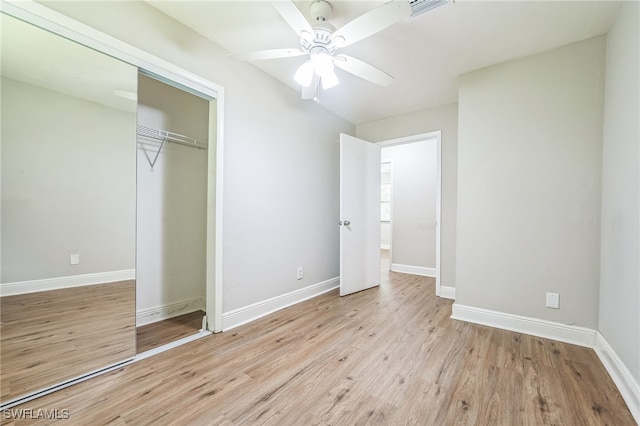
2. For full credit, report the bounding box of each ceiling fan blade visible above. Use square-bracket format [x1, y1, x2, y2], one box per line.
[332, 0, 411, 48]
[334, 54, 394, 87]
[230, 48, 306, 62]
[271, 1, 314, 38]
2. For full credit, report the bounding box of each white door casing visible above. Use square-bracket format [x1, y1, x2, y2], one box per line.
[377, 131, 441, 296]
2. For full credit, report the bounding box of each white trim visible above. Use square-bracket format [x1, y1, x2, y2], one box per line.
[222, 277, 339, 331]
[381, 160, 394, 258]
[380, 244, 391, 250]
[135, 329, 211, 361]
[435, 134, 441, 295]
[439, 285, 456, 300]
[206, 94, 225, 333]
[1, 329, 213, 410]
[451, 304, 640, 422]
[375, 130, 442, 148]
[594, 332, 640, 423]
[0, 359, 134, 410]
[1, 0, 225, 334]
[136, 297, 205, 327]
[213, 92, 225, 333]
[376, 131, 442, 297]
[450, 304, 597, 348]
[0, 270, 135, 296]
[390, 263, 436, 277]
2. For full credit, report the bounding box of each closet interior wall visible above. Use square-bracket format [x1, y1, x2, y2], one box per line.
[136, 74, 209, 331]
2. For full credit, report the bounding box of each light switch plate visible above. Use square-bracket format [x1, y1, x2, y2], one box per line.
[70, 254, 80, 265]
[546, 292, 559, 309]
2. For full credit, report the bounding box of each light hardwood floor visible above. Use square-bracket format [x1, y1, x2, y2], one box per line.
[0, 281, 135, 405]
[1, 259, 634, 425]
[136, 310, 205, 354]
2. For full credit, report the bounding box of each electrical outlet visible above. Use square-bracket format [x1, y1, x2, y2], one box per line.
[297, 267, 304, 280]
[546, 292, 559, 309]
[70, 254, 80, 265]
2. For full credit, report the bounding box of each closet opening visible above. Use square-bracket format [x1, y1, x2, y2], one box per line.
[135, 73, 211, 354]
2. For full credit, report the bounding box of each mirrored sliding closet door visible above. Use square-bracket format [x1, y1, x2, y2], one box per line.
[0, 12, 137, 405]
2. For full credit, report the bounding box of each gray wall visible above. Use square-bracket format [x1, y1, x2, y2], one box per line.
[356, 103, 458, 288]
[43, 1, 354, 313]
[455, 37, 606, 329]
[1, 77, 136, 282]
[381, 141, 437, 270]
[599, 1, 639, 384]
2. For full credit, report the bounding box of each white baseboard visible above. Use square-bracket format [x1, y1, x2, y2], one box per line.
[222, 277, 339, 331]
[594, 332, 640, 423]
[439, 285, 456, 300]
[136, 297, 205, 327]
[451, 304, 639, 422]
[0, 269, 136, 296]
[390, 263, 436, 277]
[450, 304, 597, 348]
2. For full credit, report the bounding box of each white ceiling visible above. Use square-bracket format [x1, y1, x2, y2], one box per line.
[1, 12, 137, 113]
[147, 0, 621, 124]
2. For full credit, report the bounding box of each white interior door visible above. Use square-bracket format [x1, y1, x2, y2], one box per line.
[340, 133, 381, 296]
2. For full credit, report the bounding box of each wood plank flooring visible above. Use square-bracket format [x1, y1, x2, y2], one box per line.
[136, 310, 205, 354]
[1, 261, 634, 425]
[0, 281, 136, 404]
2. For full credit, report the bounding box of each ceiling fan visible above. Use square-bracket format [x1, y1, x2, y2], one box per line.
[232, 0, 412, 101]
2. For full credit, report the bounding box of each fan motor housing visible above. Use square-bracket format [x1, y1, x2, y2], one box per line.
[310, 0, 332, 22]
[300, 28, 336, 54]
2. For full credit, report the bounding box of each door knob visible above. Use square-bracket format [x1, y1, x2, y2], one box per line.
[343, 220, 351, 226]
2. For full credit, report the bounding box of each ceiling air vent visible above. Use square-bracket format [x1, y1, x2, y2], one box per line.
[408, 0, 449, 17]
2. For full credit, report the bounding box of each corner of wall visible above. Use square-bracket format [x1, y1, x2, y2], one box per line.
[594, 332, 640, 424]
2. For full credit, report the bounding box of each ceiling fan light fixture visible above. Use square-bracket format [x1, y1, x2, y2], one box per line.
[310, 51, 334, 77]
[242, 0, 407, 99]
[294, 60, 315, 87]
[321, 69, 339, 90]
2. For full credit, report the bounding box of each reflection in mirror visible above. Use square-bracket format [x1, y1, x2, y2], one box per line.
[134, 74, 209, 353]
[0, 13, 137, 404]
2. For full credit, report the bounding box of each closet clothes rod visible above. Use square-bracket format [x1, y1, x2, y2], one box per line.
[136, 125, 207, 151]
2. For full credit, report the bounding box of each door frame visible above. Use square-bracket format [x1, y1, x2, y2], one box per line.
[2, 0, 225, 332]
[380, 161, 394, 254]
[376, 131, 442, 296]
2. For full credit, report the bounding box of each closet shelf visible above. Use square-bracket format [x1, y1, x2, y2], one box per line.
[136, 125, 207, 151]
[137, 125, 207, 169]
